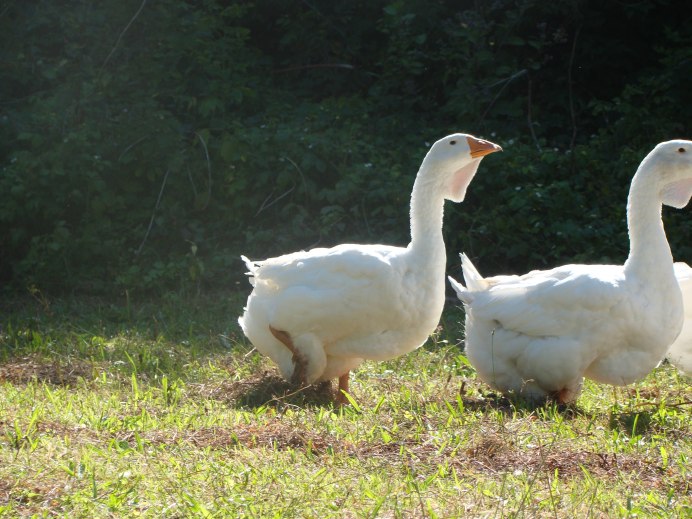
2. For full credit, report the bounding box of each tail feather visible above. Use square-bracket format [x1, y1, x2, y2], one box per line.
[241, 255, 256, 271]
[448, 275, 472, 303]
[460, 253, 488, 292]
[449, 253, 489, 304]
[241, 255, 258, 286]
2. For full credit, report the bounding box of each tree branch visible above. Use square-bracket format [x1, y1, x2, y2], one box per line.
[100, 0, 147, 73]
[135, 168, 170, 256]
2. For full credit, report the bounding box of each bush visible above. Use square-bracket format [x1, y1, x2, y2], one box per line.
[1, 0, 690, 294]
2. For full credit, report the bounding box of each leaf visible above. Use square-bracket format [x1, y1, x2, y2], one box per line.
[341, 391, 361, 412]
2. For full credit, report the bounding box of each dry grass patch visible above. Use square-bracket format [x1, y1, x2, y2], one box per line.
[0, 355, 96, 387]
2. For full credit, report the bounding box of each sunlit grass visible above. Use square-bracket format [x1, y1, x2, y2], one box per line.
[0, 295, 690, 517]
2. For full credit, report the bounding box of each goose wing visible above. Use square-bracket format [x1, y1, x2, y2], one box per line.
[244, 244, 411, 340]
[468, 264, 626, 338]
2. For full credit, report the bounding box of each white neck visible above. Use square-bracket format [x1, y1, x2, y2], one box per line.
[408, 168, 447, 265]
[624, 167, 674, 277]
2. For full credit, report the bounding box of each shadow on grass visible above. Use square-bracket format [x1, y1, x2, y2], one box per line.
[608, 410, 655, 436]
[458, 386, 589, 420]
[233, 372, 338, 409]
[0, 292, 245, 345]
[0, 292, 247, 377]
[188, 370, 339, 410]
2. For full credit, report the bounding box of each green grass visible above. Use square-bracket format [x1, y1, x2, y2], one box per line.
[0, 294, 690, 518]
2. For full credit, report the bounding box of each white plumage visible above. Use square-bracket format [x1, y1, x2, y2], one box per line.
[449, 140, 692, 403]
[666, 262, 692, 375]
[239, 134, 501, 402]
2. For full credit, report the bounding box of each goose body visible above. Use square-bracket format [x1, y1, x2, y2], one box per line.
[666, 262, 692, 375]
[449, 140, 692, 402]
[240, 134, 501, 401]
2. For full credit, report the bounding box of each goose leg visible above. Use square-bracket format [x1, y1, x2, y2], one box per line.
[554, 386, 576, 404]
[336, 372, 350, 405]
[557, 388, 569, 404]
[269, 325, 307, 385]
[553, 378, 583, 404]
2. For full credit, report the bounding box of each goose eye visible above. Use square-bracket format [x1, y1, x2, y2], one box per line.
[678, 147, 686, 153]
[449, 140, 457, 145]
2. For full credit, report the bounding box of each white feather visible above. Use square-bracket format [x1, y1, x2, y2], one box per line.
[450, 140, 692, 402]
[666, 262, 692, 375]
[239, 134, 501, 392]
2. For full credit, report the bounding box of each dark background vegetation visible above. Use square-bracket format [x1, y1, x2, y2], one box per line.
[1, 0, 690, 296]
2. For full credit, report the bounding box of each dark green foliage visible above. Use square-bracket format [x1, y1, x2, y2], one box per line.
[1, 0, 690, 294]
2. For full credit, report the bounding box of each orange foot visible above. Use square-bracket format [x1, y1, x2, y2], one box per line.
[335, 372, 350, 406]
[555, 387, 572, 404]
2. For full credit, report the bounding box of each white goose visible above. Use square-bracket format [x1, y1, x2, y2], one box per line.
[666, 262, 692, 375]
[449, 140, 692, 403]
[239, 134, 501, 402]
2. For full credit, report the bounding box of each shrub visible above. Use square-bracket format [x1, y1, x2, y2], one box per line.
[1, 0, 689, 294]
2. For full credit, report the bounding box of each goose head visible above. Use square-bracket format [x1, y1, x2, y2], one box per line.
[642, 139, 692, 209]
[420, 134, 502, 202]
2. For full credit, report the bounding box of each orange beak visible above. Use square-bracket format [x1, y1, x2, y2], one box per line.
[467, 136, 502, 158]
